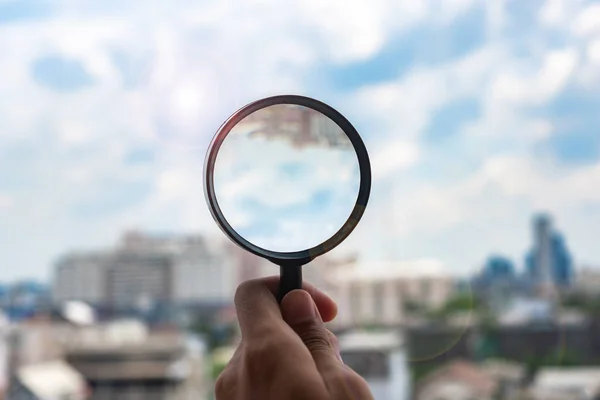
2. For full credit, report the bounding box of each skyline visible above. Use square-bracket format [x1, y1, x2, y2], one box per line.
[2, 0, 600, 281]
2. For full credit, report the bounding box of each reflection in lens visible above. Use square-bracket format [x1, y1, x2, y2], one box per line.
[213, 104, 360, 253]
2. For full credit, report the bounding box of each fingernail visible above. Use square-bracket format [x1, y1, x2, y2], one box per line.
[281, 290, 317, 325]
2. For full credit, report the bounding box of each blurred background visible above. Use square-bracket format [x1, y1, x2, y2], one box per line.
[2, 0, 600, 399]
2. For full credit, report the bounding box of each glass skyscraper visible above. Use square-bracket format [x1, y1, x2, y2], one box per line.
[525, 215, 574, 288]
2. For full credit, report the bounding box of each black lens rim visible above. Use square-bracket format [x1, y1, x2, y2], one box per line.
[204, 95, 371, 266]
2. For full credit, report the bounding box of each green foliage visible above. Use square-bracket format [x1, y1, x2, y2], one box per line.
[404, 300, 424, 314]
[443, 293, 477, 312]
[561, 293, 600, 316]
[361, 323, 384, 332]
[410, 362, 438, 385]
[562, 292, 588, 308]
[428, 293, 479, 321]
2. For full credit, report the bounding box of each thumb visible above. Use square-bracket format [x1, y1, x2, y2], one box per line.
[281, 290, 343, 371]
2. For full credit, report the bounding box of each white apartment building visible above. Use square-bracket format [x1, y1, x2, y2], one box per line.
[327, 260, 455, 329]
[53, 253, 108, 306]
[529, 367, 600, 399]
[338, 330, 409, 400]
[53, 232, 243, 308]
[118, 231, 238, 304]
[170, 238, 238, 305]
[574, 266, 600, 297]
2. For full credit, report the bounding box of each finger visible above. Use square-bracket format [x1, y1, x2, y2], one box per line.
[281, 291, 374, 399]
[234, 278, 285, 341]
[280, 290, 343, 373]
[234, 276, 338, 342]
[261, 276, 338, 322]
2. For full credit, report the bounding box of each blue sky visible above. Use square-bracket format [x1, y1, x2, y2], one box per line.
[1, 0, 600, 281]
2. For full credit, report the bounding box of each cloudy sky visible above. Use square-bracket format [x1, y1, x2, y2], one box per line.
[214, 113, 360, 252]
[1, 0, 600, 281]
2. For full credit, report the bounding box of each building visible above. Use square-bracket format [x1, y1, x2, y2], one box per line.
[528, 367, 600, 399]
[329, 260, 455, 329]
[497, 298, 554, 325]
[53, 253, 109, 307]
[472, 256, 521, 309]
[415, 360, 525, 400]
[7, 319, 68, 369]
[7, 361, 87, 400]
[573, 267, 600, 297]
[0, 311, 8, 396]
[53, 232, 241, 311]
[415, 361, 496, 400]
[481, 256, 516, 282]
[479, 359, 526, 398]
[525, 214, 574, 293]
[1, 282, 51, 321]
[63, 320, 207, 400]
[107, 251, 172, 311]
[338, 330, 409, 400]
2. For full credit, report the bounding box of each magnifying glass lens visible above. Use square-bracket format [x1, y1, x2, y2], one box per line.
[213, 104, 361, 253]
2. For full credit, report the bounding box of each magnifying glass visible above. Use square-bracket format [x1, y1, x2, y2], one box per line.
[204, 95, 371, 303]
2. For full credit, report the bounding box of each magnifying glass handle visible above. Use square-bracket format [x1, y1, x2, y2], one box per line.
[277, 264, 303, 303]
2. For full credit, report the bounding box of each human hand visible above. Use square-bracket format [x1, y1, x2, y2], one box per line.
[215, 276, 374, 400]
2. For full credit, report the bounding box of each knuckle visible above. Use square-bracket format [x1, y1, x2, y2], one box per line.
[326, 330, 339, 348]
[244, 336, 286, 363]
[326, 367, 373, 400]
[243, 337, 287, 376]
[299, 326, 334, 353]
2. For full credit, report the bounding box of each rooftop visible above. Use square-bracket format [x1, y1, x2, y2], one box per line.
[332, 259, 452, 282]
[17, 360, 86, 400]
[69, 359, 189, 381]
[533, 367, 600, 395]
[338, 330, 403, 351]
[416, 360, 498, 398]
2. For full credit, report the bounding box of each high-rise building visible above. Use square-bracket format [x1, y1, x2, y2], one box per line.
[550, 234, 574, 287]
[480, 256, 516, 283]
[472, 256, 519, 307]
[524, 214, 574, 291]
[532, 214, 557, 300]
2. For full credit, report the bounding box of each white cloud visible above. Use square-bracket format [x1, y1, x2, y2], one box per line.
[572, 3, 600, 37]
[2, 0, 600, 281]
[371, 140, 421, 180]
[355, 43, 506, 147]
[539, 0, 586, 28]
[0, 194, 13, 210]
[587, 37, 600, 64]
[295, 0, 433, 63]
[488, 47, 579, 106]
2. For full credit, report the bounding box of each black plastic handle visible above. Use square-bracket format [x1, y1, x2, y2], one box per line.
[277, 264, 303, 303]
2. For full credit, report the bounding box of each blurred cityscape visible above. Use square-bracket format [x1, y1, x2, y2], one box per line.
[2, 212, 600, 399]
